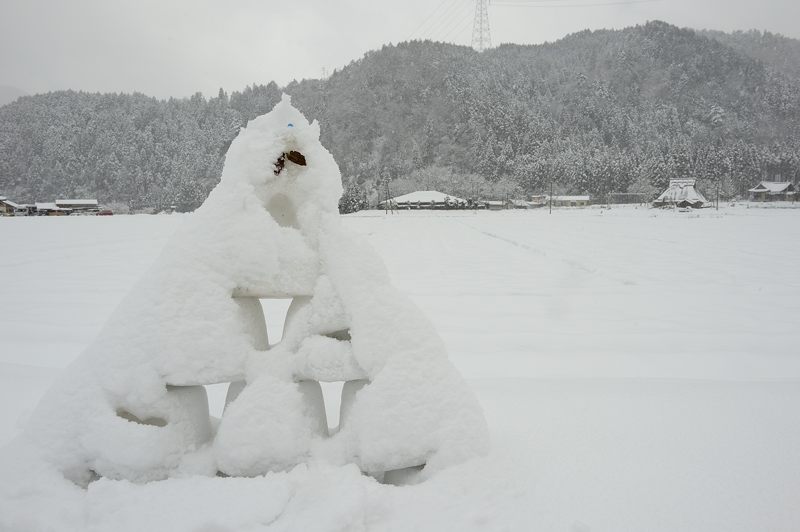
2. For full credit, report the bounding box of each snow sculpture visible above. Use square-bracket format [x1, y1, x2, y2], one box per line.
[19, 95, 489, 485]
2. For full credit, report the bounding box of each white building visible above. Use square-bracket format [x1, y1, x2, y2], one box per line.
[56, 199, 99, 213]
[748, 182, 796, 202]
[547, 195, 591, 207]
[379, 190, 467, 210]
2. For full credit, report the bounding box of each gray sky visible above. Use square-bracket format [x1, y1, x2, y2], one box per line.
[1, 0, 798, 99]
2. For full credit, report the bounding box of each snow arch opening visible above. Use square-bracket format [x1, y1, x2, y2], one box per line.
[260, 297, 294, 344]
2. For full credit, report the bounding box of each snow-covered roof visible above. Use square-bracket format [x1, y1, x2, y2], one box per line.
[1, 198, 21, 208]
[667, 179, 697, 187]
[384, 190, 466, 204]
[35, 202, 68, 210]
[654, 179, 709, 206]
[748, 181, 794, 193]
[548, 195, 591, 201]
[56, 199, 98, 206]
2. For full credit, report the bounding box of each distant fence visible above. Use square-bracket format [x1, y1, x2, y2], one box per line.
[599, 193, 652, 205]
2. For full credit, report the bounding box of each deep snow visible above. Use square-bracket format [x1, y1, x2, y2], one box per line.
[1, 206, 799, 531]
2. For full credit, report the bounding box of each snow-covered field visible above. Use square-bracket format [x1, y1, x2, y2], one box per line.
[1, 207, 799, 531]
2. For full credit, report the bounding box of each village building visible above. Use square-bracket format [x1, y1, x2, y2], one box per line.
[747, 181, 796, 202]
[0, 197, 33, 216]
[17, 203, 36, 215]
[653, 179, 709, 208]
[34, 202, 71, 216]
[528, 195, 548, 208]
[507, 199, 530, 209]
[1, 197, 18, 215]
[547, 195, 592, 207]
[379, 190, 468, 210]
[56, 199, 99, 214]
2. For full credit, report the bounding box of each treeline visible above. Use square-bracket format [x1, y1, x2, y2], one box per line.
[1, 21, 799, 212]
[0, 86, 283, 211]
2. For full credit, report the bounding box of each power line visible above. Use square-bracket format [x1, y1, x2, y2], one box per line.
[424, 0, 472, 41]
[442, 8, 476, 43]
[492, 0, 661, 7]
[406, 0, 464, 41]
[406, 0, 455, 40]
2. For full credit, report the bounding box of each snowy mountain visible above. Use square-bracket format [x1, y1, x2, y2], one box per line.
[699, 29, 800, 82]
[1, 21, 798, 211]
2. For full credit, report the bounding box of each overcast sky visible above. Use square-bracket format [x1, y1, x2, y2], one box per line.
[1, 0, 798, 99]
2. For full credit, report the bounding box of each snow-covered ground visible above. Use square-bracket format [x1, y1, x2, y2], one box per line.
[1, 206, 799, 531]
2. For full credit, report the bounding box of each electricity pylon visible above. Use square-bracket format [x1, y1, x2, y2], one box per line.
[471, 0, 492, 52]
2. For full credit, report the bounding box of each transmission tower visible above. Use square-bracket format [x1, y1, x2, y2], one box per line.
[471, 0, 492, 52]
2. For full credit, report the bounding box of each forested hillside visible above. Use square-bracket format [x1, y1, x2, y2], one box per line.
[1, 21, 799, 211]
[699, 29, 800, 82]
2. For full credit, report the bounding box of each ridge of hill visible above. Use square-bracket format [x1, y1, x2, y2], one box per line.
[1, 21, 798, 211]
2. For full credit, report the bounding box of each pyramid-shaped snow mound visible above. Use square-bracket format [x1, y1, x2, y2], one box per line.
[13, 96, 489, 486]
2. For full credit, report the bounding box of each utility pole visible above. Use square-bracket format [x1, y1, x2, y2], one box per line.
[549, 177, 553, 214]
[383, 178, 394, 214]
[471, 0, 492, 52]
[384, 178, 392, 215]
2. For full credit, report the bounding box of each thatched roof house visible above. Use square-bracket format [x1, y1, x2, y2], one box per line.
[653, 179, 709, 208]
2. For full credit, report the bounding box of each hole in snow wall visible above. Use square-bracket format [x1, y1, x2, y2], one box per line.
[115, 409, 167, 428]
[314, 379, 370, 436]
[114, 385, 211, 439]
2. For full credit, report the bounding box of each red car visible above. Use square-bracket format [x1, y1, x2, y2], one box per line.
[96, 209, 113, 216]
